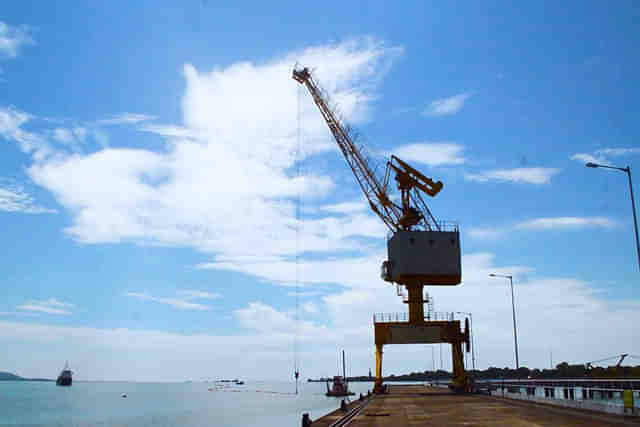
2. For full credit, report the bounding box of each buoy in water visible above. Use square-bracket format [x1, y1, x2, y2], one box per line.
[121, 393, 127, 398]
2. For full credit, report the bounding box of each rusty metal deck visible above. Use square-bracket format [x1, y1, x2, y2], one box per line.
[311, 385, 639, 426]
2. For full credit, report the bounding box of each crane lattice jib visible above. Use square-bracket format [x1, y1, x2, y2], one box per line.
[293, 67, 402, 232]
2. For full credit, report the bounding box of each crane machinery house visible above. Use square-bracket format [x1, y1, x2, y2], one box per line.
[383, 227, 461, 285]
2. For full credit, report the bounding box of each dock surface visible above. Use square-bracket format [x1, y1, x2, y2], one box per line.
[312, 385, 639, 426]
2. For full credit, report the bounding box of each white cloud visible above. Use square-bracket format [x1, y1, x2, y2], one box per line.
[199, 251, 387, 290]
[468, 216, 617, 240]
[138, 124, 196, 139]
[0, 251, 638, 380]
[570, 147, 640, 166]
[0, 315, 353, 382]
[423, 92, 473, 117]
[178, 290, 221, 300]
[465, 167, 560, 184]
[570, 153, 607, 165]
[0, 182, 56, 214]
[234, 302, 293, 332]
[138, 123, 196, 138]
[516, 216, 617, 230]
[287, 290, 325, 298]
[17, 298, 73, 315]
[26, 39, 397, 264]
[0, 311, 40, 317]
[0, 107, 51, 161]
[0, 21, 34, 58]
[125, 290, 219, 311]
[96, 113, 156, 126]
[51, 127, 89, 147]
[393, 142, 465, 166]
[597, 147, 640, 157]
[302, 302, 319, 313]
[319, 201, 367, 214]
[53, 128, 73, 144]
[467, 227, 504, 240]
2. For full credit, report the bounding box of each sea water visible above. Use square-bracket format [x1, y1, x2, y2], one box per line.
[0, 380, 376, 426]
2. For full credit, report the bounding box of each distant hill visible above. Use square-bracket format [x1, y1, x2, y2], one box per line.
[0, 371, 52, 382]
[0, 371, 23, 381]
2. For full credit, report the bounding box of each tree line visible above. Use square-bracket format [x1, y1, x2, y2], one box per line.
[310, 362, 640, 382]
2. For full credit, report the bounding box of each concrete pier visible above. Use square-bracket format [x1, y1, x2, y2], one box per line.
[311, 385, 639, 426]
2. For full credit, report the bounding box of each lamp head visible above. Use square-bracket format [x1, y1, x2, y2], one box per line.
[488, 273, 496, 277]
[585, 162, 599, 168]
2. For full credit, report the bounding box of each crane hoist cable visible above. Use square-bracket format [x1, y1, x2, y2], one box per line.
[293, 80, 302, 395]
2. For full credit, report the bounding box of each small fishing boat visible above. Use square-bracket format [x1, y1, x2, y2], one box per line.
[56, 361, 72, 386]
[325, 350, 354, 397]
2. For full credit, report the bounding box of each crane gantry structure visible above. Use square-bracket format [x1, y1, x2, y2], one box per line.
[293, 66, 470, 393]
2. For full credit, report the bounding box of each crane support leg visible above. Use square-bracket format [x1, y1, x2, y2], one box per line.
[450, 341, 471, 393]
[374, 344, 384, 393]
[407, 284, 425, 324]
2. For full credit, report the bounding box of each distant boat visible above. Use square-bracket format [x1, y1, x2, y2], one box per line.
[234, 380, 244, 385]
[56, 361, 72, 387]
[325, 350, 355, 397]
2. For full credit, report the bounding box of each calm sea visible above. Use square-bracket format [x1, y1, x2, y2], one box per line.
[0, 380, 377, 426]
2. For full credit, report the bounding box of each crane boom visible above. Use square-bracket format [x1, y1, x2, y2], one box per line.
[293, 67, 400, 231]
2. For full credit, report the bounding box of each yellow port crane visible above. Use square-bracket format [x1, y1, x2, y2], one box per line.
[293, 66, 470, 393]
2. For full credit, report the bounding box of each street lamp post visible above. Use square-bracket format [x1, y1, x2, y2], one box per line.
[586, 162, 640, 272]
[489, 273, 520, 370]
[456, 311, 476, 371]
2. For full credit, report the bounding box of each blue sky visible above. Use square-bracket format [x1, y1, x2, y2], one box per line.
[1, 2, 639, 381]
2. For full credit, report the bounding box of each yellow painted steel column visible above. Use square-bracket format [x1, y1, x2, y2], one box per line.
[450, 342, 470, 392]
[407, 285, 424, 324]
[374, 344, 384, 393]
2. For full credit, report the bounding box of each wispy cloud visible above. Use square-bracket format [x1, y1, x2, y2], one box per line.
[96, 113, 156, 126]
[287, 290, 325, 298]
[320, 201, 367, 215]
[423, 92, 473, 117]
[0, 21, 34, 58]
[570, 153, 607, 165]
[17, 298, 73, 315]
[393, 142, 465, 166]
[0, 107, 51, 160]
[597, 148, 640, 157]
[570, 147, 640, 166]
[465, 167, 560, 184]
[138, 124, 195, 138]
[467, 227, 505, 240]
[0, 182, 56, 214]
[516, 216, 617, 230]
[52, 127, 88, 145]
[125, 289, 220, 311]
[468, 216, 618, 240]
[177, 290, 221, 300]
[0, 311, 40, 317]
[302, 302, 318, 313]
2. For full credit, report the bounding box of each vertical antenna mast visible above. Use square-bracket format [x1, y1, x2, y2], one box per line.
[342, 350, 346, 381]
